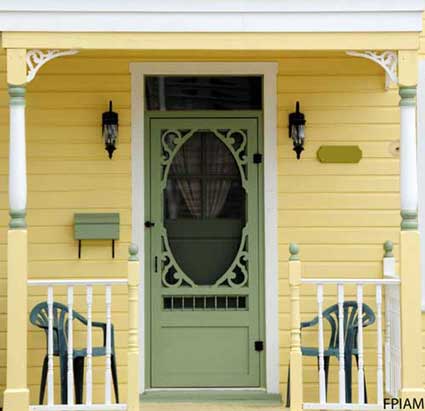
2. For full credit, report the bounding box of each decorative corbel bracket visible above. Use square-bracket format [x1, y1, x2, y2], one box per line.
[26, 49, 79, 83]
[346, 50, 398, 90]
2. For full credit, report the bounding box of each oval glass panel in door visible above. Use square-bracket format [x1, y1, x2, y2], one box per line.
[161, 129, 248, 287]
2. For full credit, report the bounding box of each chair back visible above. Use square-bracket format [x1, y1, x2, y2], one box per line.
[30, 301, 87, 355]
[322, 301, 375, 352]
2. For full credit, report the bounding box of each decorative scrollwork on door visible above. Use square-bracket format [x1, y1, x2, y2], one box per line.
[160, 226, 197, 288]
[214, 226, 249, 288]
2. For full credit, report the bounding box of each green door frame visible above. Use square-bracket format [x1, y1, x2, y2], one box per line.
[144, 111, 265, 388]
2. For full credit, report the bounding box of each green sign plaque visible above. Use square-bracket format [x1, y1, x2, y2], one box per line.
[317, 145, 362, 164]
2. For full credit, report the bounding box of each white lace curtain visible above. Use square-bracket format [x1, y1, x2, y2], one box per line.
[168, 133, 233, 218]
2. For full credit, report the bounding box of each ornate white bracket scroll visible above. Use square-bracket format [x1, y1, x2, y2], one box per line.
[26, 49, 79, 83]
[346, 50, 398, 90]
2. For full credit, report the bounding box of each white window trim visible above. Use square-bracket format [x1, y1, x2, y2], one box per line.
[417, 60, 425, 310]
[130, 62, 279, 393]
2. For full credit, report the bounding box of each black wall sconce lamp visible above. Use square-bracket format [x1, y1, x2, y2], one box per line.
[102, 101, 119, 159]
[288, 101, 306, 159]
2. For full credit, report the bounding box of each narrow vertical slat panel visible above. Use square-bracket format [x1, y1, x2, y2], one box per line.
[385, 283, 391, 395]
[376, 285, 384, 405]
[47, 286, 54, 406]
[86, 286, 93, 405]
[105, 286, 112, 405]
[317, 284, 326, 405]
[67, 286, 74, 405]
[337, 284, 345, 405]
[394, 284, 402, 398]
[357, 285, 365, 404]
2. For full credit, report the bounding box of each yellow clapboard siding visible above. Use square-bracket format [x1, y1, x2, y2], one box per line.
[279, 194, 399, 210]
[277, 76, 384, 92]
[280, 227, 399, 244]
[277, 108, 400, 127]
[277, 244, 396, 262]
[1, 176, 131, 193]
[278, 262, 384, 277]
[278, 158, 399, 176]
[0, 191, 130, 209]
[40, 56, 381, 76]
[27, 75, 130, 92]
[0, 143, 131, 160]
[0, 125, 131, 143]
[279, 92, 399, 107]
[27, 261, 129, 277]
[279, 176, 399, 192]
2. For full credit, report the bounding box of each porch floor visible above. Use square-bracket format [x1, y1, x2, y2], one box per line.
[139, 403, 285, 411]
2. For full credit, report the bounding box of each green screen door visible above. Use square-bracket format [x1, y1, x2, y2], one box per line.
[147, 113, 263, 387]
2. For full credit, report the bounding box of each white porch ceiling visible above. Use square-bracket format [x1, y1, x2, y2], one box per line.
[0, 0, 424, 33]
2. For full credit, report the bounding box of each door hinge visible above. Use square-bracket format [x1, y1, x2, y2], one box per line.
[254, 340, 264, 352]
[145, 221, 155, 228]
[253, 153, 263, 164]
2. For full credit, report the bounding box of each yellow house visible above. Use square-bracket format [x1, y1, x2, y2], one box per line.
[1, 1, 425, 411]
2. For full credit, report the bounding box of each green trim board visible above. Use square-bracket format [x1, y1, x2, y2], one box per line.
[144, 111, 265, 389]
[9, 209, 26, 229]
[316, 145, 362, 163]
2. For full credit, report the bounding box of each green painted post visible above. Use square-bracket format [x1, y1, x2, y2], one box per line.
[289, 243, 300, 261]
[129, 243, 139, 261]
[383, 241, 394, 258]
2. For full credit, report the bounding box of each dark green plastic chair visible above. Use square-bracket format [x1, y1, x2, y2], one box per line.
[286, 301, 375, 405]
[30, 301, 119, 405]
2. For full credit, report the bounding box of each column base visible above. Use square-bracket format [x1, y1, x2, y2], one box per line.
[3, 388, 29, 411]
[6, 229, 28, 408]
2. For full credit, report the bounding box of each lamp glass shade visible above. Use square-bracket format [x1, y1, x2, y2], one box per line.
[103, 124, 118, 145]
[297, 124, 305, 140]
[103, 123, 118, 159]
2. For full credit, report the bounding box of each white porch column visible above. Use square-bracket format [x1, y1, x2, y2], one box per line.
[400, 86, 418, 230]
[3, 49, 29, 411]
[8, 85, 27, 228]
[398, 77, 425, 403]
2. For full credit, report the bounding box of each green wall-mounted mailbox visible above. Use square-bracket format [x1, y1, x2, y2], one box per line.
[74, 213, 120, 258]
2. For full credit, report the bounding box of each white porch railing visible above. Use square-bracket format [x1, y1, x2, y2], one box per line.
[27, 279, 128, 411]
[22, 244, 140, 411]
[288, 242, 401, 411]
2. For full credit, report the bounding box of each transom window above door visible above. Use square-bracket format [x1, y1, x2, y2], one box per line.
[145, 76, 262, 110]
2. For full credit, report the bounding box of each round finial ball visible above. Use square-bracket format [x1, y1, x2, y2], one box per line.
[289, 243, 299, 256]
[384, 240, 393, 253]
[129, 243, 139, 257]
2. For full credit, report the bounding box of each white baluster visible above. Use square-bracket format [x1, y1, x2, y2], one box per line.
[67, 286, 74, 405]
[86, 286, 93, 405]
[394, 285, 402, 397]
[105, 286, 112, 404]
[317, 284, 326, 405]
[337, 284, 346, 405]
[47, 286, 54, 405]
[385, 283, 391, 395]
[357, 285, 365, 404]
[376, 285, 384, 405]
